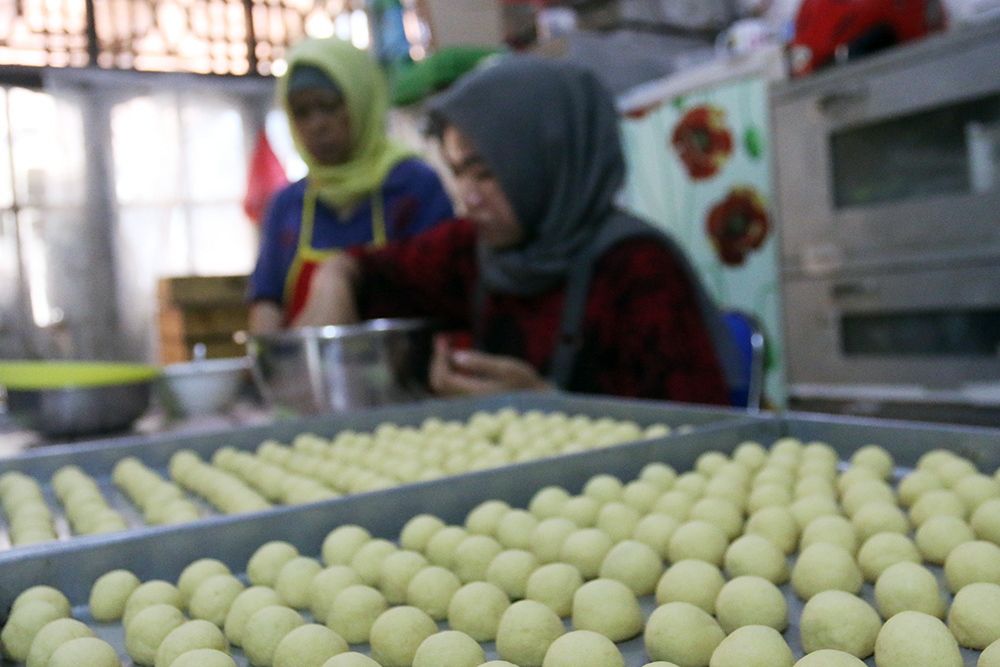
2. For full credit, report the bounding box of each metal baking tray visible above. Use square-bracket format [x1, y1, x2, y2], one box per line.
[0, 392, 751, 549]
[2, 410, 998, 666]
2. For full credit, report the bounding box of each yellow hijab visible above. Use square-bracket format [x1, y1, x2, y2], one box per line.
[279, 38, 414, 214]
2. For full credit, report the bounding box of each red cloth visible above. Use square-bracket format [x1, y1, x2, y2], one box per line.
[244, 130, 289, 224]
[351, 219, 730, 405]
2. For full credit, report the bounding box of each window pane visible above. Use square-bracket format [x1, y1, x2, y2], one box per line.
[181, 98, 246, 202]
[112, 95, 182, 204]
[188, 203, 257, 275]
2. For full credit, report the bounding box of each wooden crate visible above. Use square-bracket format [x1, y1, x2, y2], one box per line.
[157, 276, 250, 364]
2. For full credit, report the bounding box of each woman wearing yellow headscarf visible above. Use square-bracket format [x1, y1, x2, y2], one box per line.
[248, 38, 453, 332]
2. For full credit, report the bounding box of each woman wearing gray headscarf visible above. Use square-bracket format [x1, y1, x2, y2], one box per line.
[297, 55, 741, 404]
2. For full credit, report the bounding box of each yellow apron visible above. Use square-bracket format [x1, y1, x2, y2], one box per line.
[283, 184, 386, 324]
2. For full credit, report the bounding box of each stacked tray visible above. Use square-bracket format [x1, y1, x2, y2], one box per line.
[2, 400, 1000, 666]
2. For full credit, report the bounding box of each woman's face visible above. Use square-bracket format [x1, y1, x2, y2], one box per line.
[442, 126, 524, 250]
[288, 88, 352, 166]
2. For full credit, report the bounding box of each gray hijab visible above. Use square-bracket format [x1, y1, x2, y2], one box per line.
[430, 55, 626, 295]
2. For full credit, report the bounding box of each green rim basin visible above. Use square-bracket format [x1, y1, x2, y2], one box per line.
[0, 361, 161, 390]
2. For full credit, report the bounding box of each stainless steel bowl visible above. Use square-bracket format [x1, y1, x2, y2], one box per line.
[0, 362, 159, 438]
[157, 356, 252, 419]
[247, 318, 436, 415]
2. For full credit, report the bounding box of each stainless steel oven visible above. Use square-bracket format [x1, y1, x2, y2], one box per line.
[770, 19, 1000, 417]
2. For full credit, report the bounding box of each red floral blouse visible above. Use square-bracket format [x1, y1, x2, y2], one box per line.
[352, 219, 730, 406]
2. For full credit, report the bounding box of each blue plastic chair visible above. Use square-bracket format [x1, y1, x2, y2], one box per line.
[722, 310, 766, 412]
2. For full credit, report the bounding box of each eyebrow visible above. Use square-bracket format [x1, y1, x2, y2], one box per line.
[448, 154, 489, 175]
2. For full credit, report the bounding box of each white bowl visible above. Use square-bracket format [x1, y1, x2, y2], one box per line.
[157, 357, 251, 419]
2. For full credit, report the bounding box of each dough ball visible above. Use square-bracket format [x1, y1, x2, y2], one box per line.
[801, 515, 859, 556]
[583, 474, 624, 503]
[857, 533, 920, 583]
[909, 490, 966, 527]
[944, 540, 1000, 593]
[310, 566, 362, 621]
[400, 514, 446, 553]
[125, 603, 186, 666]
[792, 543, 863, 600]
[320, 653, 381, 667]
[542, 630, 625, 667]
[874, 561, 946, 619]
[321, 526, 371, 566]
[154, 620, 228, 667]
[723, 534, 789, 584]
[655, 559, 724, 614]
[640, 461, 679, 489]
[595, 502, 641, 543]
[223, 586, 282, 647]
[166, 648, 237, 667]
[572, 578, 643, 642]
[979, 638, 1000, 667]
[558, 496, 601, 528]
[247, 541, 300, 587]
[714, 575, 787, 634]
[790, 495, 840, 531]
[453, 534, 504, 583]
[189, 574, 246, 626]
[525, 563, 584, 618]
[792, 649, 867, 666]
[622, 480, 663, 513]
[632, 514, 680, 560]
[447, 581, 510, 642]
[850, 445, 894, 480]
[651, 491, 695, 521]
[487, 549, 539, 600]
[47, 637, 121, 667]
[851, 502, 909, 542]
[795, 476, 836, 500]
[917, 515, 975, 565]
[350, 538, 398, 587]
[529, 518, 578, 565]
[947, 581, 1000, 649]
[937, 456, 978, 488]
[800, 590, 881, 658]
[954, 473, 999, 513]
[709, 624, 793, 667]
[406, 566, 461, 621]
[368, 606, 437, 667]
[242, 605, 305, 667]
[11, 586, 71, 618]
[598, 540, 662, 596]
[497, 509, 540, 550]
[897, 470, 943, 508]
[836, 466, 880, 495]
[274, 557, 322, 609]
[413, 631, 484, 667]
[970, 498, 1000, 545]
[273, 623, 349, 667]
[326, 585, 386, 644]
[689, 498, 743, 540]
[496, 600, 564, 667]
[529, 486, 572, 519]
[873, 611, 962, 667]
[379, 550, 429, 605]
[667, 520, 729, 567]
[481, 663, 519, 667]
[25, 617, 93, 667]
[425, 526, 468, 568]
[90, 569, 141, 622]
[177, 559, 231, 606]
[560, 529, 613, 580]
[745, 506, 799, 554]
[747, 483, 793, 513]
[465, 500, 511, 535]
[644, 601, 725, 667]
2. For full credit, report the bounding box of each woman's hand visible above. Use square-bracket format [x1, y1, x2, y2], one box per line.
[429, 335, 553, 396]
[291, 252, 361, 328]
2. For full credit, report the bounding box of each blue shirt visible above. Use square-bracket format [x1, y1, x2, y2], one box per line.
[248, 157, 454, 304]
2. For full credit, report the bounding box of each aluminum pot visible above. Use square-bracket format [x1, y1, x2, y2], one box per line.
[0, 361, 160, 438]
[247, 318, 436, 415]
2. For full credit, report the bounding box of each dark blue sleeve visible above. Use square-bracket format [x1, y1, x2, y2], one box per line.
[247, 184, 302, 304]
[384, 159, 455, 240]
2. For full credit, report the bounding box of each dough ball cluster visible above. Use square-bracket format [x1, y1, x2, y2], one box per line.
[0, 471, 57, 546]
[51, 465, 127, 535]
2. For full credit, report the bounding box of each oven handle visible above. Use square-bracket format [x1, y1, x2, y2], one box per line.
[817, 85, 871, 115]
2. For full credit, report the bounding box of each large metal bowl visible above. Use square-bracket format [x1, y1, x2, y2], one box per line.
[0, 361, 160, 438]
[247, 318, 436, 415]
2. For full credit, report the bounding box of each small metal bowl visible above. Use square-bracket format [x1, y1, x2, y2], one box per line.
[0, 361, 160, 438]
[157, 356, 252, 419]
[247, 318, 436, 415]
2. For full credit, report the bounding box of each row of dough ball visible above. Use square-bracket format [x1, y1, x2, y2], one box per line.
[50, 465, 126, 535]
[168, 450, 271, 515]
[0, 472, 57, 546]
[112, 457, 201, 525]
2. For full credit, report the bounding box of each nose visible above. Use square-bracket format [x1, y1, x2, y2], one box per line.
[458, 177, 484, 211]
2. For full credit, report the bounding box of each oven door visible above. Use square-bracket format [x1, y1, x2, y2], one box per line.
[772, 21, 1000, 276]
[783, 261, 1000, 391]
